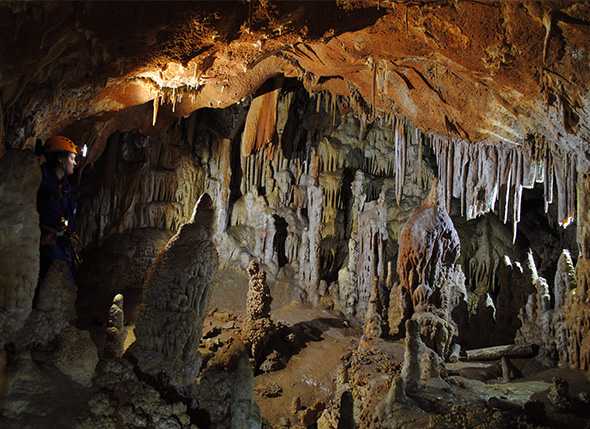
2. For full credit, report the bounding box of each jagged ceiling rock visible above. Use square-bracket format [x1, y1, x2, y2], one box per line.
[1, 1, 589, 169]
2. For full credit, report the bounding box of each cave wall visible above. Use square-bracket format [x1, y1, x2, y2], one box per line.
[0, 151, 41, 349]
[567, 172, 590, 370]
[74, 79, 581, 341]
[75, 83, 437, 324]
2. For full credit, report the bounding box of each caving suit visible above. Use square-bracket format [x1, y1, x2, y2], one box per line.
[37, 163, 78, 282]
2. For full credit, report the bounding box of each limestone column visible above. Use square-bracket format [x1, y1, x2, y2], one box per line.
[577, 172, 590, 260]
[216, 138, 232, 234]
[565, 172, 590, 369]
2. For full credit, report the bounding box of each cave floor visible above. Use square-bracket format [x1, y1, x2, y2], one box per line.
[201, 269, 590, 428]
[2, 266, 590, 428]
[254, 302, 360, 426]
[202, 295, 590, 428]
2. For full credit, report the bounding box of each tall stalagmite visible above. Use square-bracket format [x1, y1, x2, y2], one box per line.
[130, 194, 218, 387]
[390, 181, 465, 357]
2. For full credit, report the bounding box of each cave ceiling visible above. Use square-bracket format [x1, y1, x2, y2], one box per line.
[1, 0, 590, 169]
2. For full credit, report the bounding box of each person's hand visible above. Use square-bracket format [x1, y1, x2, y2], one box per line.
[40, 231, 57, 246]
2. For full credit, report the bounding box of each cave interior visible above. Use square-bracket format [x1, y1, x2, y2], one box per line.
[1, 1, 590, 428]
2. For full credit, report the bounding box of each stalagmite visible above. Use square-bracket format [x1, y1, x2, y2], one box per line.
[396, 181, 460, 313]
[300, 183, 323, 293]
[357, 190, 388, 317]
[130, 194, 218, 387]
[363, 277, 383, 338]
[385, 261, 393, 290]
[242, 260, 275, 367]
[554, 250, 576, 309]
[104, 294, 126, 358]
[401, 319, 446, 392]
[390, 179, 465, 357]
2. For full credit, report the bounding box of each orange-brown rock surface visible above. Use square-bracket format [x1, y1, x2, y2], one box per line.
[1, 1, 589, 172]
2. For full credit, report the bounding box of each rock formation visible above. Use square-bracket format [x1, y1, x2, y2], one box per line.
[547, 377, 574, 412]
[401, 319, 446, 392]
[514, 249, 568, 366]
[241, 260, 275, 367]
[363, 277, 384, 339]
[104, 293, 126, 359]
[396, 182, 460, 307]
[564, 172, 590, 370]
[78, 358, 195, 429]
[17, 260, 77, 349]
[49, 325, 99, 387]
[0, 151, 41, 349]
[130, 193, 218, 388]
[389, 181, 465, 357]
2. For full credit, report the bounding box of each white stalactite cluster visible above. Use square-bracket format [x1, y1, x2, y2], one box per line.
[216, 86, 580, 323]
[431, 137, 577, 242]
[148, 73, 205, 126]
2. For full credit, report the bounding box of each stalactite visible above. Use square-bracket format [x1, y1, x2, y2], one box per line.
[171, 87, 177, 113]
[544, 149, 554, 212]
[553, 149, 577, 227]
[392, 116, 407, 205]
[427, 133, 577, 238]
[152, 92, 160, 126]
[370, 57, 377, 119]
[78, 138, 202, 246]
[331, 93, 337, 128]
[241, 82, 281, 157]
